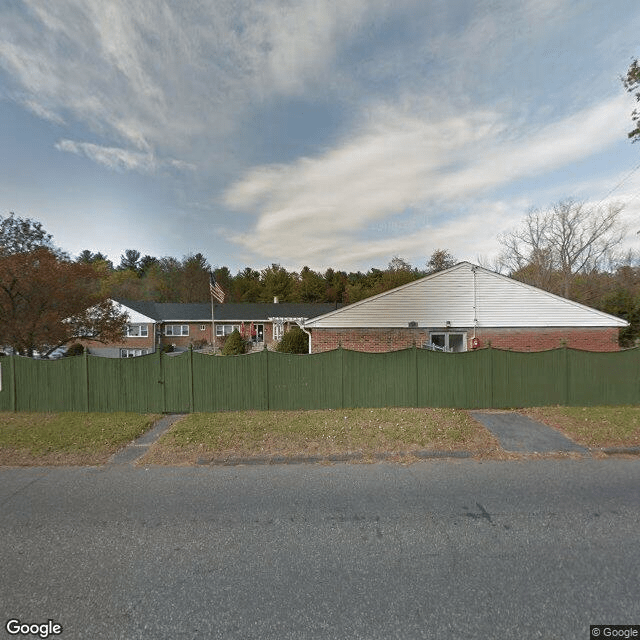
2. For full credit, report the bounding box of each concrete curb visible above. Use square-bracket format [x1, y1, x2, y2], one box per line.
[196, 449, 477, 466]
[598, 446, 640, 456]
[109, 414, 186, 465]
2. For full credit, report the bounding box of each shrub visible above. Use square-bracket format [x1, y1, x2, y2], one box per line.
[275, 327, 309, 354]
[64, 343, 85, 357]
[222, 329, 247, 355]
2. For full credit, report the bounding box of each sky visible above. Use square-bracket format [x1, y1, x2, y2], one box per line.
[1, 0, 640, 274]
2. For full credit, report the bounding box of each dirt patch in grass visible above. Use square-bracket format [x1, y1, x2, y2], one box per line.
[521, 406, 640, 449]
[141, 407, 500, 465]
[0, 412, 160, 466]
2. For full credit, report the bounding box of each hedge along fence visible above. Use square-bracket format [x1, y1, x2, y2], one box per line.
[0, 346, 638, 413]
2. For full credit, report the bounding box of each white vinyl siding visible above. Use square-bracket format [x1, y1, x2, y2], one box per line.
[304, 263, 627, 329]
[473, 269, 623, 327]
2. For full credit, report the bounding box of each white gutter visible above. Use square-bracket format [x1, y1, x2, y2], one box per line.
[471, 265, 478, 339]
[294, 321, 313, 354]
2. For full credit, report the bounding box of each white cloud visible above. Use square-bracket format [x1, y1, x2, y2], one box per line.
[1, 0, 637, 271]
[55, 139, 157, 172]
[224, 94, 629, 269]
[55, 139, 195, 174]
[0, 1, 398, 155]
[22, 99, 65, 125]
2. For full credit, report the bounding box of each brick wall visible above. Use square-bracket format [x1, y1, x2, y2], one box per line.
[311, 328, 428, 353]
[213, 322, 275, 350]
[162, 322, 211, 350]
[80, 323, 156, 355]
[474, 327, 620, 352]
[310, 327, 621, 353]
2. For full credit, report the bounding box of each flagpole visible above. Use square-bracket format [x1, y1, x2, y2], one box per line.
[210, 271, 215, 352]
[209, 272, 225, 353]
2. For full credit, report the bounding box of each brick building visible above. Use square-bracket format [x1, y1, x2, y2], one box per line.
[81, 300, 339, 357]
[303, 262, 627, 353]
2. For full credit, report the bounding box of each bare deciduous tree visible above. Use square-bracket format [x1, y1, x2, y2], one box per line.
[623, 58, 640, 142]
[426, 249, 456, 274]
[498, 200, 626, 298]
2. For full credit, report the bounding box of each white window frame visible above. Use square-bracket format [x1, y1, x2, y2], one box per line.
[165, 324, 189, 337]
[125, 324, 149, 338]
[120, 348, 148, 358]
[216, 324, 240, 337]
[273, 321, 284, 341]
[200, 324, 206, 331]
[429, 332, 467, 353]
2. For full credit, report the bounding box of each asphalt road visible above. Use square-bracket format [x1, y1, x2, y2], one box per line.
[1, 459, 639, 640]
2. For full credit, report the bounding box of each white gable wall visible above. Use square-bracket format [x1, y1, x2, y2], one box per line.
[304, 263, 626, 329]
[474, 268, 626, 327]
[112, 300, 156, 325]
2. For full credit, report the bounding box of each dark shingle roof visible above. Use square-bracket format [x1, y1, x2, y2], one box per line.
[115, 300, 340, 322]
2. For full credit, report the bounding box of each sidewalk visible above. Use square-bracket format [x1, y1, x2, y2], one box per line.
[469, 411, 590, 455]
[109, 414, 186, 465]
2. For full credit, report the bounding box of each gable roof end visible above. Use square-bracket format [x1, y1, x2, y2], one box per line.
[303, 262, 628, 329]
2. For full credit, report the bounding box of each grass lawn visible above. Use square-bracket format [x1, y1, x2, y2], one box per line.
[0, 412, 160, 466]
[2, 406, 639, 467]
[141, 407, 500, 464]
[522, 406, 640, 449]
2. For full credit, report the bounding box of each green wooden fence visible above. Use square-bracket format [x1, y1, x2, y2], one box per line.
[0, 346, 638, 413]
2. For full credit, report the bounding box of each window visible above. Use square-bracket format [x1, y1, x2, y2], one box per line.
[165, 325, 189, 336]
[273, 321, 284, 341]
[120, 348, 148, 358]
[125, 324, 148, 337]
[216, 324, 239, 337]
[200, 324, 206, 331]
[428, 332, 466, 352]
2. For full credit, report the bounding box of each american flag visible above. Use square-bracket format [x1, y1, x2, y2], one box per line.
[209, 272, 225, 303]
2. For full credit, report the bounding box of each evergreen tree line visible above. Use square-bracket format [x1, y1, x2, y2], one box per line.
[76, 248, 458, 306]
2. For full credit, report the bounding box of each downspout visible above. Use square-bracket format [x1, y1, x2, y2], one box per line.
[296, 321, 313, 354]
[472, 265, 478, 340]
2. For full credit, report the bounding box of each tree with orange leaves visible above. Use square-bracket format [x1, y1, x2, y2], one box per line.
[0, 213, 128, 357]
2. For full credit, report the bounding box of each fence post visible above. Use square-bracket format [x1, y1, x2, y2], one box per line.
[83, 350, 90, 412]
[413, 343, 418, 408]
[189, 345, 194, 413]
[10, 356, 16, 412]
[340, 346, 344, 409]
[563, 346, 569, 406]
[489, 346, 494, 409]
[158, 349, 165, 414]
[264, 345, 270, 411]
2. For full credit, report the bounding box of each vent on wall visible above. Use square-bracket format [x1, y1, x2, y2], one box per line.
[408, 321, 418, 328]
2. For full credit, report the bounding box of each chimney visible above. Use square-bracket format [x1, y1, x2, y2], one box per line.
[274, 296, 279, 304]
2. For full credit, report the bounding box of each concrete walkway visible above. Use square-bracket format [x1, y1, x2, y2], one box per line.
[107, 410, 598, 468]
[108, 414, 186, 465]
[470, 411, 590, 455]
